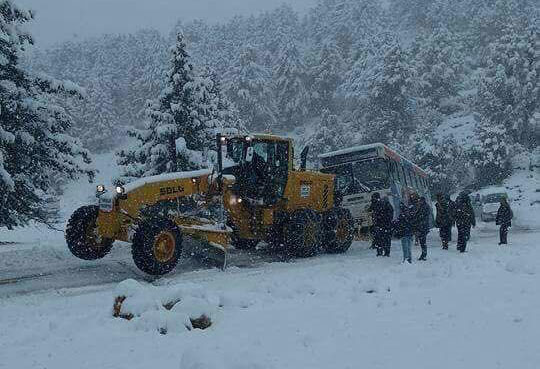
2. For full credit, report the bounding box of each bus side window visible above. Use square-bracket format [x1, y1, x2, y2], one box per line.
[393, 162, 402, 184]
[399, 165, 407, 186]
[389, 162, 397, 182]
[406, 169, 414, 188]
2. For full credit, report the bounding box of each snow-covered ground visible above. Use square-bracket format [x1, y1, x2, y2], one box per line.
[1, 228, 540, 369]
[1, 152, 540, 369]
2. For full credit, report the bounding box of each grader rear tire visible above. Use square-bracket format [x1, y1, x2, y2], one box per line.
[283, 210, 323, 258]
[323, 208, 354, 254]
[131, 217, 182, 276]
[66, 205, 114, 260]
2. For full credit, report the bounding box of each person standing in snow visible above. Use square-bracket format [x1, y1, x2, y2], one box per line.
[368, 192, 382, 251]
[380, 197, 394, 257]
[413, 196, 431, 260]
[435, 193, 454, 250]
[408, 193, 418, 243]
[454, 191, 476, 253]
[394, 202, 413, 263]
[447, 194, 456, 242]
[496, 197, 513, 245]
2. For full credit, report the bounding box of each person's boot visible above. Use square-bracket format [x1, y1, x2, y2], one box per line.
[418, 252, 427, 261]
[376, 247, 383, 257]
[442, 241, 448, 250]
[407, 257, 412, 264]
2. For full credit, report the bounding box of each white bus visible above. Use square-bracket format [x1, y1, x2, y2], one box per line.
[319, 143, 432, 236]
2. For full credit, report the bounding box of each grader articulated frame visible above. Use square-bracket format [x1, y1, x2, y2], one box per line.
[66, 134, 355, 276]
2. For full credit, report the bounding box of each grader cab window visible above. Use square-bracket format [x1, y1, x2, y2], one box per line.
[248, 140, 289, 204]
[225, 139, 245, 167]
[223, 138, 290, 205]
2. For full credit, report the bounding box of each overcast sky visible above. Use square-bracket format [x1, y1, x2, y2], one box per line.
[17, 0, 316, 47]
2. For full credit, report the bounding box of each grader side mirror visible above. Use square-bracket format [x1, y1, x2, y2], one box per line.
[300, 146, 309, 171]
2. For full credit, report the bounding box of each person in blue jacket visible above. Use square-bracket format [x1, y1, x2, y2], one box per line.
[394, 202, 414, 263]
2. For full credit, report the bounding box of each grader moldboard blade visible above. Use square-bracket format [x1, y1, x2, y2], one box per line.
[176, 216, 230, 270]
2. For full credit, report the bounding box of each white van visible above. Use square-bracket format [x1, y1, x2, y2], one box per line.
[479, 191, 509, 222]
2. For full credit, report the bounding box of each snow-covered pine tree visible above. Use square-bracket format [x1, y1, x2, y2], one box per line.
[273, 39, 310, 130]
[302, 109, 352, 165]
[410, 27, 465, 113]
[117, 34, 242, 183]
[222, 45, 277, 131]
[410, 133, 473, 194]
[307, 41, 345, 114]
[471, 118, 512, 186]
[360, 43, 416, 144]
[118, 34, 199, 180]
[0, 0, 93, 229]
[470, 19, 538, 186]
[204, 70, 246, 136]
[476, 22, 540, 149]
[73, 76, 120, 152]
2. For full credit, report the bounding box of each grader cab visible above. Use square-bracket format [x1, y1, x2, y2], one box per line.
[217, 134, 354, 257]
[65, 134, 354, 276]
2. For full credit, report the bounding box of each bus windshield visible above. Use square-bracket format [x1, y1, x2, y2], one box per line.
[323, 158, 390, 196]
[353, 159, 390, 192]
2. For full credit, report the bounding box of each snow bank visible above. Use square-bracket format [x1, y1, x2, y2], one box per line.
[113, 279, 218, 334]
[2, 229, 540, 369]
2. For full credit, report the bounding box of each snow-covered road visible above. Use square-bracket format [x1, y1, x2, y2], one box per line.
[0, 238, 289, 298]
[1, 225, 539, 369]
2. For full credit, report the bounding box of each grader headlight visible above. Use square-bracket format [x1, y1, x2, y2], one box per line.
[116, 186, 125, 195]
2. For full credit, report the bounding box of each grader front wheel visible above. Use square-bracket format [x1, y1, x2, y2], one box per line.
[131, 217, 182, 276]
[66, 205, 114, 260]
[283, 210, 323, 258]
[323, 208, 354, 254]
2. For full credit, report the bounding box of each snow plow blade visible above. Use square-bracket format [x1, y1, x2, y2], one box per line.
[179, 221, 230, 270]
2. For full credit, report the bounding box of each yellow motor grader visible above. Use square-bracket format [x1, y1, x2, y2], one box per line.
[65, 134, 355, 276]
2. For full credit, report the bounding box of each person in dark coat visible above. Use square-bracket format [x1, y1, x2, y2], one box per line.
[447, 194, 456, 242]
[435, 193, 454, 250]
[379, 197, 394, 257]
[409, 193, 420, 246]
[454, 191, 476, 253]
[368, 192, 381, 251]
[394, 202, 413, 263]
[413, 196, 431, 260]
[496, 197, 513, 245]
